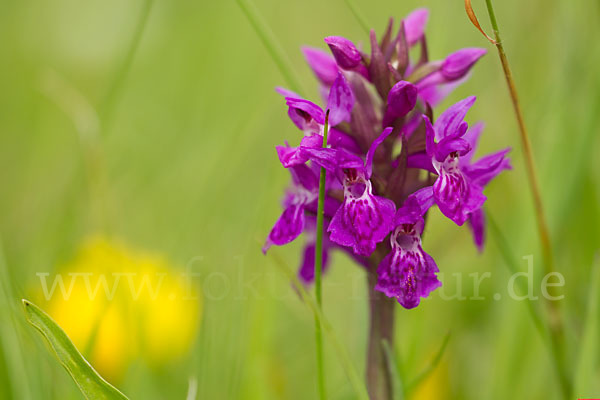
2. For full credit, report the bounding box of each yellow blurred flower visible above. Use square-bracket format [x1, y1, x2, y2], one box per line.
[36, 236, 201, 382]
[409, 360, 449, 400]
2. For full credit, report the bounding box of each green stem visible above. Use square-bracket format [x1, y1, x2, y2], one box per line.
[482, 1, 571, 397]
[483, 0, 554, 278]
[314, 110, 330, 400]
[266, 248, 369, 400]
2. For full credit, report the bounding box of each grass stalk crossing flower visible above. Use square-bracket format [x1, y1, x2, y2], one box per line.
[314, 110, 330, 400]
[466, 0, 572, 397]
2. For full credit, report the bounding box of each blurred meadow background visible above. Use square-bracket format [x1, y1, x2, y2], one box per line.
[1, 0, 599, 399]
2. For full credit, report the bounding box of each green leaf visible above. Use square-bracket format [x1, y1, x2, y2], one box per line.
[0, 240, 33, 399]
[382, 339, 405, 400]
[405, 331, 451, 395]
[574, 254, 600, 396]
[22, 299, 129, 400]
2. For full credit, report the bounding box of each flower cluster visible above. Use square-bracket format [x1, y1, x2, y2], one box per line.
[263, 8, 511, 309]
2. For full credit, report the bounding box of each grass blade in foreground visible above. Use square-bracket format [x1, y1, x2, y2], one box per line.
[235, 0, 304, 95]
[0, 241, 32, 399]
[22, 299, 129, 400]
[266, 247, 369, 400]
[313, 110, 331, 400]
[381, 339, 405, 400]
[404, 332, 450, 394]
[465, 1, 571, 396]
[574, 254, 600, 396]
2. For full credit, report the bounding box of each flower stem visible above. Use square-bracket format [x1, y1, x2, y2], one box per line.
[482, 1, 571, 397]
[366, 263, 395, 400]
[314, 110, 330, 400]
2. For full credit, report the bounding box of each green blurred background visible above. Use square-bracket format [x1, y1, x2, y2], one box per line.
[0, 0, 599, 398]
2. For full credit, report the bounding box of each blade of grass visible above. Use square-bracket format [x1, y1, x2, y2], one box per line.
[382, 339, 405, 400]
[467, 3, 571, 396]
[342, 0, 371, 36]
[404, 331, 450, 395]
[22, 299, 129, 400]
[465, 2, 572, 396]
[266, 248, 370, 400]
[186, 377, 199, 400]
[40, 70, 111, 234]
[235, 1, 329, 395]
[101, 0, 155, 130]
[487, 211, 545, 337]
[488, 211, 572, 397]
[574, 253, 600, 396]
[313, 110, 330, 400]
[235, 0, 305, 95]
[0, 240, 32, 399]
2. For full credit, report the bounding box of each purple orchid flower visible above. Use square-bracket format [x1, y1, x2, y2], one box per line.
[423, 96, 486, 226]
[375, 187, 441, 309]
[276, 72, 360, 168]
[263, 164, 319, 254]
[265, 7, 507, 311]
[302, 128, 397, 256]
[422, 97, 511, 231]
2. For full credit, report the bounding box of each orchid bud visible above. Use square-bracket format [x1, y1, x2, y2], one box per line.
[383, 81, 418, 127]
[441, 48, 487, 80]
[324, 36, 362, 70]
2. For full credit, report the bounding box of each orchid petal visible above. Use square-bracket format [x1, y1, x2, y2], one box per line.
[289, 164, 320, 192]
[366, 127, 394, 178]
[461, 122, 485, 163]
[375, 224, 441, 309]
[403, 8, 429, 46]
[466, 148, 512, 186]
[301, 147, 363, 173]
[263, 204, 305, 253]
[407, 152, 436, 174]
[468, 208, 486, 252]
[328, 128, 362, 153]
[435, 96, 476, 140]
[433, 160, 486, 226]
[286, 98, 326, 125]
[276, 87, 301, 99]
[442, 48, 487, 81]
[435, 136, 471, 161]
[327, 72, 355, 126]
[328, 181, 396, 256]
[301, 46, 339, 85]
